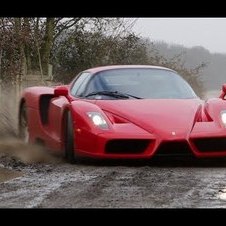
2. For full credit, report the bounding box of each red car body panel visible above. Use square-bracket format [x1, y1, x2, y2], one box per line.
[19, 65, 226, 159]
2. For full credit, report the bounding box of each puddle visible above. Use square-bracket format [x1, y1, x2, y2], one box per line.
[216, 189, 226, 200]
[0, 167, 23, 183]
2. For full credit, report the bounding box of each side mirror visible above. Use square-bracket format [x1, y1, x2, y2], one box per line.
[54, 86, 68, 97]
[220, 84, 226, 99]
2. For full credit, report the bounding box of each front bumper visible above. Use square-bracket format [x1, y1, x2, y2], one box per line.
[75, 122, 226, 159]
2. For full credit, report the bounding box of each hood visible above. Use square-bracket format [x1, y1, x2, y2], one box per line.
[96, 99, 203, 138]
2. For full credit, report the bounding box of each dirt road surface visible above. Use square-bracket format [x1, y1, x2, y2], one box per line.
[1, 150, 226, 208]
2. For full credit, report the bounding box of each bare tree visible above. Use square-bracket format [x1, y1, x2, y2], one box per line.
[0, 17, 136, 82]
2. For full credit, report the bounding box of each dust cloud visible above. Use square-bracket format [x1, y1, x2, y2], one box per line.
[0, 137, 62, 164]
[0, 85, 62, 165]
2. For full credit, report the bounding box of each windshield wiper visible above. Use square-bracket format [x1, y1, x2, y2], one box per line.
[84, 91, 142, 99]
[121, 92, 143, 99]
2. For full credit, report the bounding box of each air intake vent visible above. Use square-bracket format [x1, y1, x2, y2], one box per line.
[156, 141, 193, 156]
[105, 139, 150, 154]
[192, 137, 226, 152]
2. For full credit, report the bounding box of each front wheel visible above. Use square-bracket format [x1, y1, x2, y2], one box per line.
[18, 103, 29, 143]
[65, 111, 78, 163]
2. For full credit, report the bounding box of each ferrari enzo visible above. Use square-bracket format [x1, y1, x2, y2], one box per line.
[18, 65, 226, 163]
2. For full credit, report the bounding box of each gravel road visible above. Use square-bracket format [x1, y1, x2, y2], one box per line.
[1, 146, 226, 208]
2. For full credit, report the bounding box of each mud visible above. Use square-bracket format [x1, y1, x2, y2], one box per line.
[1, 89, 226, 208]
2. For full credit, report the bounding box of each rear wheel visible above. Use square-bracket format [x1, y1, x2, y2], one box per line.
[19, 103, 29, 143]
[65, 111, 78, 163]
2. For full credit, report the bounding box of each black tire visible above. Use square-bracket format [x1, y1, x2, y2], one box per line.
[19, 103, 29, 143]
[65, 111, 77, 163]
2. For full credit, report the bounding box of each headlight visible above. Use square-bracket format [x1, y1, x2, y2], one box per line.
[221, 111, 226, 126]
[87, 112, 109, 129]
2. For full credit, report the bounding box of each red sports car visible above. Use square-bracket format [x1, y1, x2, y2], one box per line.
[18, 65, 226, 163]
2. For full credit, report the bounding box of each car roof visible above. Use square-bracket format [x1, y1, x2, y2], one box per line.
[83, 65, 176, 74]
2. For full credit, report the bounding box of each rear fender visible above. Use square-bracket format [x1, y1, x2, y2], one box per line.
[20, 87, 54, 109]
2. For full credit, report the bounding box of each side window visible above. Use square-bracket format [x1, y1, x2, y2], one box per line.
[70, 72, 91, 96]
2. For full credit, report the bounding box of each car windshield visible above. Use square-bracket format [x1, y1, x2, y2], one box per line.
[83, 68, 198, 99]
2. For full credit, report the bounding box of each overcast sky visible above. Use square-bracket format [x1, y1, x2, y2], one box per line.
[132, 18, 226, 54]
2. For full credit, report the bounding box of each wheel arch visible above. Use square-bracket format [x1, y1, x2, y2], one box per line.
[18, 98, 26, 133]
[60, 106, 71, 148]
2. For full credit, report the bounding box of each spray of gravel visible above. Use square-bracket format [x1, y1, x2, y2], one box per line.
[0, 137, 62, 164]
[0, 84, 62, 166]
